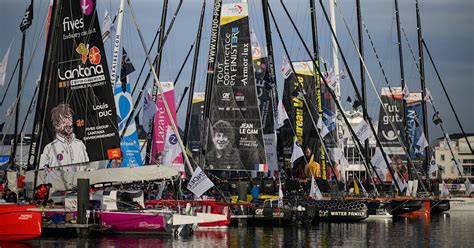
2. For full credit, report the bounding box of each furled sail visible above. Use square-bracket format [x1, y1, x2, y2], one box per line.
[28, 0, 120, 170]
[205, 2, 266, 171]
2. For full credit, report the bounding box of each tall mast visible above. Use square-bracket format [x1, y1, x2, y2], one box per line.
[183, 0, 206, 149]
[308, 0, 327, 180]
[261, 0, 277, 87]
[10, 29, 26, 167]
[394, 0, 411, 176]
[355, 0, 369, 165]
[329, 0, 344, 160]
[146, 0, 169, 164]
[415, 0, 430, 169]
[201, 0, 222, 167]
[109, 0, 125, 86]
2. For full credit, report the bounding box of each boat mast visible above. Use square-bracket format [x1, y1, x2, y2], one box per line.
[29, 0, 60, 191]
[109, 0, 125, 86]
[10, 25, 27, 167]
[422, 41, 474, 154]
[329, 0, 343, 160]
[274, 2, 386, 188]
[183, 0, 206, 151]
[261, 0, 280, 173]
[394, 0, 412, 177]
[146, 0, 169, 165]
[308, 0, 328, 180]
[355, 0, 369, 167]
[201, 0, 222, 167]
[415, 0, 430, 170]
[126, 0, 194, 174]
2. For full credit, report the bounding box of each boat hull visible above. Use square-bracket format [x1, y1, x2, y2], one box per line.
[448, 197, 474, 211]
[430, 199, 450, 213]
[145, 200, 231, 228]
[247, 206, 295, 226]
[97, 211, 170, 233]
[310, 200, 369, 223]
[390, 199, 424, 217]
[0, 204, 42, 242]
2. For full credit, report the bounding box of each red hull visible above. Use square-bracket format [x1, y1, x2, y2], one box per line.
[0, 204, 42, 242]
[145, 200, 231, 228]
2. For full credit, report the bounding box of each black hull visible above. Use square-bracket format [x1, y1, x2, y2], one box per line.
[390, 200, 423, 217]
[308, 200, 369, 223]
[430, 199, 450, 213]
[364, 200, 392, 216]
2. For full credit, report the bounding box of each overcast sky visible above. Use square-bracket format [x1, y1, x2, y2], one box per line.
[0, 0, 472, 144]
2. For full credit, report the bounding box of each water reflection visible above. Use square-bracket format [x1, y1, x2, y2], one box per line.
[24, 212, 474, 247]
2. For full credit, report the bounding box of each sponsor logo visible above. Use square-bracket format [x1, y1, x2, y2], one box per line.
[76, 43, 101, 65]
[138, 222, 161, 229]
[107, 148, 121, 159]
[18, 214, 33, 220]
[57, 153, 64, 161]
[169, 134, 178, 145]
[221, 92, 231, 101]
[80, 0, 94, 15]
[57, 43, 104, 84]
[235, 91, 245, 101]
[228, 4, 243, 14]
[62, 16, 84, 32]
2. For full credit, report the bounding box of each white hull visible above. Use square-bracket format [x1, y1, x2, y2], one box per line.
[448, 197, 474, 211]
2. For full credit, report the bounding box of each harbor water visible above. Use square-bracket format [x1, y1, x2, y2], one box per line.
[15, 212, 474, 247]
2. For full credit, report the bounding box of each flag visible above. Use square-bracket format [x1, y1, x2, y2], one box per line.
[371, 148, 391, 172]
[20, 1, 34, 32]
[402, 84, 410, 100]
[416, 132, 429, 152]
[424, 88, 433, 103]
[102, 9, 115, 42]
[428, 156, 438, 179]
[162, 126, 183, 171]
[346, 96, 352, 103]
[465, 179, 472, 197]
[0, 45, 11, 86]
[354, 120, 371, 142]
[187, 166, 214, 198]
[441, 180, 450, 197]
[290, 137, 304, 167]
[412, 179, 418, 197]
[393, 172, 407, 192]
[141, 89, 158, 134]
[443, 134, 454, 149]
[281, 55, 292, 79]
[452, 158, 463, 175]
[5, 101, 15, 116]
[352, 99, 362, 110]
[255, 164, 268, 172]
[353, 179, 360, 194]
[120, 48, 135, 82]
[406, 180, 413, 196]
[432, 111, 443, 125]
[317, 118, 330, 138]
[275, 99, 289, 129]
[278, 179, 284, 207]
[310, 176, 323, 200]
[323, 70, 338, 90]
[358, 178, 369, 197]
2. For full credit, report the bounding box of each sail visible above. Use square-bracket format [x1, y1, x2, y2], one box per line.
[405, 94, 425, 158]
[151, 81, 183, 169]
[29, 0, 120, 170]
[281, 61, 319, 177]
[187, 92, 205, 160]
[251, 31, 278, 172]
[377, 87, 406, 155]
[114, 83, 143, 167]
[205, 2, 266, 171]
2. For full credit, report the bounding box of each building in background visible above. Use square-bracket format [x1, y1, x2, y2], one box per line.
[434, 134, 474, 179]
